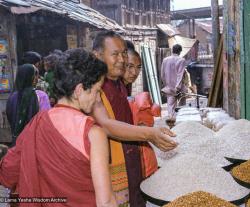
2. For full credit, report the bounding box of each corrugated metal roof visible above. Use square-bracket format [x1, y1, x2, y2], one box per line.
[0, 0, 124, 32]
[5, 0, 29, 6]
[156, 24, 180, 37]
[196, 20, 223, 34]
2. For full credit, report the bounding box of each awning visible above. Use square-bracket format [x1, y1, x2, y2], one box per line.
[0, 0, 124, 32]
[168, 35, 198, 57]
[10, 6, 41, 14]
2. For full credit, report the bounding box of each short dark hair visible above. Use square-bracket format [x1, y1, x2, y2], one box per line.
[172, 44, 182, 55]
[22, 51, 42, 65]
[125, 40, 135, 51]
[92, 31, 125, 51]
[128, 49, 141, 60]
[51, 49, 63, 56]
[44, 53, 61, 70]
[54, 48, 107, 99]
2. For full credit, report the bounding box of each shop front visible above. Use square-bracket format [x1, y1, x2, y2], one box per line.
[0, 7, 17, 143]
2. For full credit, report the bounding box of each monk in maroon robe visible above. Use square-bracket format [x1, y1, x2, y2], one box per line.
[93, 31, 146, 207]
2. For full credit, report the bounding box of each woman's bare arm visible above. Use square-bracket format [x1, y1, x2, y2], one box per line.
[89, 125, 117, 207]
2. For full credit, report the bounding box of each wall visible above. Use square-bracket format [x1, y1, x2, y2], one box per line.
[92, 0, 123, 25]
[16, 11, 68, 59]
[16, 11, 94, 60]
[92, 0, 170, 27]
[66, 23, 92, 51]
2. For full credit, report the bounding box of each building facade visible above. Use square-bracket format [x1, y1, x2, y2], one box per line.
[92, 0, 170, 27]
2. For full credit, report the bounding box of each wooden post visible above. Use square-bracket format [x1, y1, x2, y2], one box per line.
[192, 18, 195, 38]
[211, 0, 220, 64]
[188, 19, 191, 38]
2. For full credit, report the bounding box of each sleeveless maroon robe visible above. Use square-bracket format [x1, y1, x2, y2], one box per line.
[0, 110, 96, 207]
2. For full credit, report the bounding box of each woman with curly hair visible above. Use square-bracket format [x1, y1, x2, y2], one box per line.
[0, 49, 117, 207]
[6, 64, 50, 146]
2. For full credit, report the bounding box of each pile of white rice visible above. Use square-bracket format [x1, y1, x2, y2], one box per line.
[154, 119, 250, 166]
[141, 154, 249, 203]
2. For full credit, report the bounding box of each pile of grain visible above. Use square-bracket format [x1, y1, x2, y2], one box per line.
[247, 199, 250, 207]
[153, 117, 250, 167]
[203, 110, 234, 131]
[216, 119, 250, 138]
[176, 114, 202, 124]
[141, 154, 249, 202]
[172, 122, 228, 165]
[152, 122, 215, 167]
[176, 108, 202, 125]
[172, 121, 214, 152]
[177, 108, 200, 116]
[231, 160, 250, 183]
[153, 121, 233, 167]
[216, 120, 250, 160]
[169, 120, 250, 165]
[189, 138, 230, 166]
[149, 143, 178, 167]
[163, 191, 237, 207]
[172, 121, 215, 139]
[221, 135, 250, 160]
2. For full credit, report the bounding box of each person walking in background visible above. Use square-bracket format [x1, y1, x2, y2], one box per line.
[6, 64, 50, 146]
[161, 44, 187, 119]
[0, 49, 117, 207]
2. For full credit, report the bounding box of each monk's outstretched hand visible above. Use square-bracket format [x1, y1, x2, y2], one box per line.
[148, 127, 178, 152]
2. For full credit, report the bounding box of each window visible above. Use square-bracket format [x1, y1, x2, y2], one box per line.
[135, 0, 140, 10]
[135, 14, 140, 25]
[127, 12, 131, 24]
[152, 0, 156, 10]
[144, 0, 150, 11]
[129, 0, 133, 8]
[142, 15, 147, 26]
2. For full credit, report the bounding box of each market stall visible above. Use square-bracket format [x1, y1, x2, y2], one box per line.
[145, 114, 250, 207]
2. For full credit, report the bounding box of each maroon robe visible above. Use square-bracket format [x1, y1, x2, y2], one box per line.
[102, 78, 145, 207]
[125, 83, 132, 96]
[0, 110, 96, 207]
